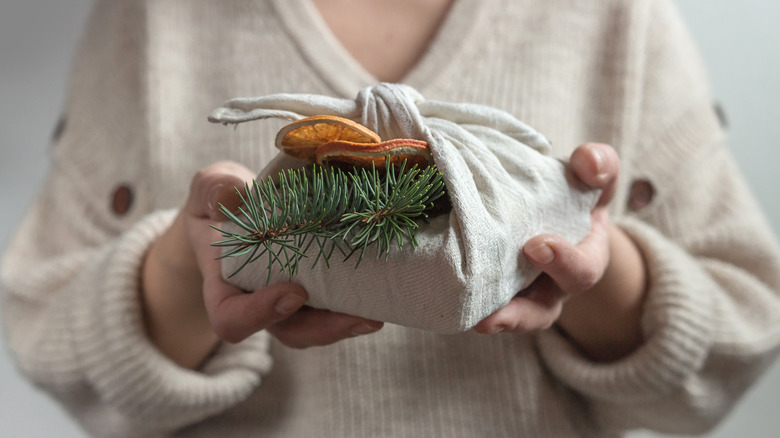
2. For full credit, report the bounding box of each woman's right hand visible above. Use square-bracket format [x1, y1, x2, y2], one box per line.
[141, 161, 383, 369]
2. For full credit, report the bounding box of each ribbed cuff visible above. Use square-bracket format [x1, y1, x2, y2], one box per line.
[536, 216, 714, 403]
[71, 209, 271, 429]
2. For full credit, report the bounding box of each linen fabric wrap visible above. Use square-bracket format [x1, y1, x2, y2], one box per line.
[209, 83, 599, 333]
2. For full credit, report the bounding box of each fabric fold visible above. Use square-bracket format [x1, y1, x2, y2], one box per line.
[70, 210, 271, 430]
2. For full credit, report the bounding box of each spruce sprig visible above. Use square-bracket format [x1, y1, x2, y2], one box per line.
[211, 160, 447, 282]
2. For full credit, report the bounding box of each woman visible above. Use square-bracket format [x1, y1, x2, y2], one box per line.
[3, 0, 779, 436]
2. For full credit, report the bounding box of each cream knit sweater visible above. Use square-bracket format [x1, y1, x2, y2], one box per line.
[3, 1, 780, 437]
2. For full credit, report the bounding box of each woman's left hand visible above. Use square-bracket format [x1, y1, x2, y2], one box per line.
[474, 143, 647, 362]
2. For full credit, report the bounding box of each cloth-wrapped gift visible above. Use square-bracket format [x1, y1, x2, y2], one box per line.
[208, 83, 599, 333]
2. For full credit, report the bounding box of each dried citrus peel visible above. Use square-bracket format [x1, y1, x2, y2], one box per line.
[275, 115, 381, 162]
[316, 139, 431, 169]
[275, 115, 431, 169]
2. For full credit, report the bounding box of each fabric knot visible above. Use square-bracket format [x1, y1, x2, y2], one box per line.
[355, 83, 429, 141]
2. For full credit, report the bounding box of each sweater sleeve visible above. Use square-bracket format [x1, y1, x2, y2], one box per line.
[0, 1, 270, 435]
[536, 0, 780, 435]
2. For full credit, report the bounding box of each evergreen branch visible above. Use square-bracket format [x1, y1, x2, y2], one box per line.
[211, 159, 448, 282]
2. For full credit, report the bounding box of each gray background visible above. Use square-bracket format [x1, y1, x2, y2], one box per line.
[1, 1, 778, 437]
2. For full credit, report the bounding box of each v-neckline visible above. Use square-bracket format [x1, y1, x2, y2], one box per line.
[271, 0, 486, 97]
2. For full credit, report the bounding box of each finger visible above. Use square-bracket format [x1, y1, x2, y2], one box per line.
[570, 143, 619, 206]
[184, 161, 256, 221]
[183, 161, 292, 344]
[203, 278, 309, 343]
[474, 275, 565, 334]
[184, 160, 258, 296]
[268, 308, 384, 349]
[524, 230, 610, 295]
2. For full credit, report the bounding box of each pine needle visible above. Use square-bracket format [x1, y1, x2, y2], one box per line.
[211, 159, 448, 282]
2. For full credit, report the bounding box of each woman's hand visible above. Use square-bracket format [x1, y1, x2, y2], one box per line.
[141, 161, 383, 369]
[474, 143, 647, 362]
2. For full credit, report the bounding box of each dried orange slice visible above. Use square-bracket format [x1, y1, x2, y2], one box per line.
[275, 115, 381, 162]
[315, 139, 431, 170]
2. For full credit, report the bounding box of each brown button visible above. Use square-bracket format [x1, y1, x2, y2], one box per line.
[51, 115, 67, 144]
[714, 101, 728, 129]
[111, 185, 134, 216]
[628, 179, 655, 211]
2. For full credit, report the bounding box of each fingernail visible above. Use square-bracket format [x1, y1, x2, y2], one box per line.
[489, 325, 505, 334]
[592, 148, 609, 182]
[208, 184, 225, 215]
[527, 242, 555, 265]
[350, 322, 382, 336]
[274, 294, 305, 316]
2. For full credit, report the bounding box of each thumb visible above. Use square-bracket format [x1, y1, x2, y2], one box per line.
[184, 161, 256, 221]
[569, 143, 619, 207]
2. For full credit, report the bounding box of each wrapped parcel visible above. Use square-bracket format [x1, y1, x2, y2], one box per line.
[209, 83, 599, 333]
